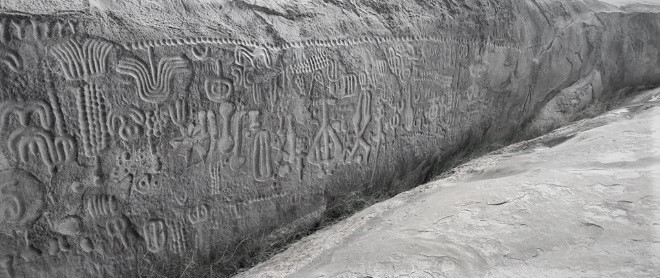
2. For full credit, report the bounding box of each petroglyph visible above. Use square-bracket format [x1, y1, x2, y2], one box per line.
[190, 46, 210, 61]
[7, 127, 75, 175]
[86, 194, 118, 219]
[76, 81, 110, 157]
[116, 47, 190, 104]
[0, 1, 655, 277]
[0, 48, 22, 73]
[123, 34, 521, 52]
[347, 90, 372, 163]
[50, 38, 114, 81]
[0, 100, 54, 133]
[105, 217, 129, 249]
[143, 219, 167, 253]
[249, 110, 273, 181]
[229, 110, 247, 171]
[187, 204, 209, 225]
[308, 98, 343, 176]
[0, 168, 44, 233]
[166, 218, 188, 255]
[205, 59, 233, 102]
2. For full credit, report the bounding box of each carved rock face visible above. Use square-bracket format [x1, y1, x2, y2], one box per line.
[0, 0, 658, 277]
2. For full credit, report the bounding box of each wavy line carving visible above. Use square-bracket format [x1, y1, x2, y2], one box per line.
[0, 48, 23, 73]
[7, 126, 75, 175]
[50, 38, 114, 81]
[116, 49, 190, 104]
[0, 101, 54, 134]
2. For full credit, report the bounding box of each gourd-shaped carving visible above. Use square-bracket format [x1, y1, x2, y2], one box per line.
[50, 38, 114, 81]
[7, 127, 75, 175]
[143, 219, 166, 253]
[252, 130, 272, 182]
[116, 48, 190, 104]
[0, 101, 54, 134]
[0, 168, 44, 234]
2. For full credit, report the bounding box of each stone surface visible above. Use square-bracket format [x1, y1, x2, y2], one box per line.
[0, 0, 657, 277]
[238, 87, 660, 277]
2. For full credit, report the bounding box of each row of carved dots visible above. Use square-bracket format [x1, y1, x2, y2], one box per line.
[123, 35, 521, 51]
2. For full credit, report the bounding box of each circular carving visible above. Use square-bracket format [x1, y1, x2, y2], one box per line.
[0, 168, 45, 232]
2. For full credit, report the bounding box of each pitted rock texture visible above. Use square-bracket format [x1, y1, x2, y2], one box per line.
[0, 0, 657, 277]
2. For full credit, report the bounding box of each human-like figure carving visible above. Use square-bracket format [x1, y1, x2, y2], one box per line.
[116, 47, 190, 104]
[205, 59, 233, 102]
[348, 90, 372, 163]
[275, 114, 305, 180]
[308, 98, 343, 176]
[50, 38, 114, 81]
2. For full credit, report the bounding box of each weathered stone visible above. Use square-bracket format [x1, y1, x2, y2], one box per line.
[0, 0, 656, 277]
[237, 88, 660, 277]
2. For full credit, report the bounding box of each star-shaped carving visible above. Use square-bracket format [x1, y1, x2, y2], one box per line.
[170, 121, 210, 167]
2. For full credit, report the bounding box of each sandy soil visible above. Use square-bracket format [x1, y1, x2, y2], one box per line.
[238, 88, 660, 277]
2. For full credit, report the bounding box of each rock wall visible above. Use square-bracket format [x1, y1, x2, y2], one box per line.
[0, 0, 658, 277]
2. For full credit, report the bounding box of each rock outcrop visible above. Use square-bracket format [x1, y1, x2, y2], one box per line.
[238, 87, 660, 278]
[0, 0, 657, 277]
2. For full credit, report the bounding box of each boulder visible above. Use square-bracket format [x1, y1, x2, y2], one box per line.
[0, 0, 657, 276]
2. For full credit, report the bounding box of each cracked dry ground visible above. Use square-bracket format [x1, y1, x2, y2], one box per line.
[239, 90, 660, 277]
